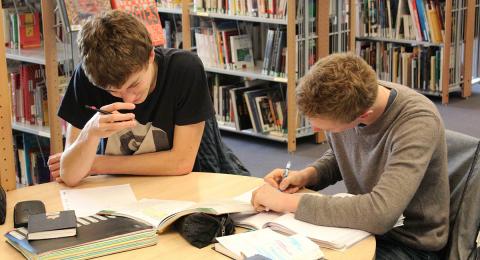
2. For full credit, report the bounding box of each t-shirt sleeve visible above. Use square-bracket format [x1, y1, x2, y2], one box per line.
[57, 65, 100, 129]
[173, 53, 215, 125]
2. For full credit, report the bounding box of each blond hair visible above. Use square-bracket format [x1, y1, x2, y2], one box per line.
[296, 52, 378, 123]
[77, 10, 152, 89]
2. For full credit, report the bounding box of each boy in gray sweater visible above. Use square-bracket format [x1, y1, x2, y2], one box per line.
[251, 53, 449, 259]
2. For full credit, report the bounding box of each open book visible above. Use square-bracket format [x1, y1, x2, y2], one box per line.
[231, 191, 373, 250]
[231, 212, 370, 250]
[98, 198, 255, 233]
[214, 228, 324, 260]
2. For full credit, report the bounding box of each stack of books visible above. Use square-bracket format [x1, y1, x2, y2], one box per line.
[5, 215, 158, 259]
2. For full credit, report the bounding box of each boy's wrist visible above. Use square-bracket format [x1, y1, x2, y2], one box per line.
[300, 167, 317, 187]
[282, 193, 301, 213]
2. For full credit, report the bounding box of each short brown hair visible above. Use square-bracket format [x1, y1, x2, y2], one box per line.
[296, 52, 378, 123]
[78, 10, 153, 89]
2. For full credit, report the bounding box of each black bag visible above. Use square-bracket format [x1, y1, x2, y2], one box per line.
[174, 213, 235, 248]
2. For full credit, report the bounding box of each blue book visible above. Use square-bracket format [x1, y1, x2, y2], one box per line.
[415, 0, 430, 42]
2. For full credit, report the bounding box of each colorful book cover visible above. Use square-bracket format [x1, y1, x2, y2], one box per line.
[58, 0, 112, 31]
[110, 0, 165, 46]
[18, 12, 41, 48]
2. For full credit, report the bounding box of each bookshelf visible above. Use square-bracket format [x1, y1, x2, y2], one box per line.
[0, 0, 64, 190]
[161, 0, 332, 151]
[354, 0, 475, 104]
[472, 0, 480, 85]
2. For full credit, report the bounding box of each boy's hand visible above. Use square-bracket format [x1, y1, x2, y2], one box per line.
[48, 152, 62, 182]
[85, 102, 137, 139]
[264, 169, 308, 193]
[251, 184, 300, 213]
[48, 152, 99, 183]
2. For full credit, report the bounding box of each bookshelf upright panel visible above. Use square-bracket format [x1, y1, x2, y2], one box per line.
[41, 0, 63, 154]
[0, 5, 16, 190]
[287, 0, 297, 151]
[463, 0, 475, 97]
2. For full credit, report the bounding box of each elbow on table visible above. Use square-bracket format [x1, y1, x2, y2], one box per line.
[59, 168, 83, 187]
[172, 160, 195, 176]
[367, 213, 400, 235]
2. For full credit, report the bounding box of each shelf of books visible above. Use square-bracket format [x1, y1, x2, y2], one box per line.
[159, 0, 333, 151]
[1, 0, 65, 190]
[157, 7, 183, 14]
[204, 64, 288, 83]
[158, 4, 289, 24]
[5, 44, 70, 65]
[354, 0, 474, 104]
[12, 121, 51, 139]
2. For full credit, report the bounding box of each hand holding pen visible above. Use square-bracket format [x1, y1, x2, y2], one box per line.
[82, 102, 137, 139]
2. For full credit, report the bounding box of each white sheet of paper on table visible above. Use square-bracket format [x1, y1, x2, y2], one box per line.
[60, 184, 137, 217]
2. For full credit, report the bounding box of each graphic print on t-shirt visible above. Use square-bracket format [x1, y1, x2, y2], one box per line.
[105, 122, 169, 155]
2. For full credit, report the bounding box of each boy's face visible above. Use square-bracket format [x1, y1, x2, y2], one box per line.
[105, 67, 152, 104]
[309, 116, 360, 133]
[104, 50, 156, 104]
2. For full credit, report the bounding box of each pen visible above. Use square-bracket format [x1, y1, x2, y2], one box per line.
[84, 105, 112, 115]
[283, 160, 291, 179]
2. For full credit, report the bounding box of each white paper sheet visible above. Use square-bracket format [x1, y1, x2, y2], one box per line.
[60, 184, 137, 217]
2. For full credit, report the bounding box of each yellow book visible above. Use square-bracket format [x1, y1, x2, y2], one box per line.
[426, 8, 442, 43]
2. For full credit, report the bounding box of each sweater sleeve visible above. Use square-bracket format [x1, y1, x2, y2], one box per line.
[307, 147, 343, 191]
[295, 115, 443, 234]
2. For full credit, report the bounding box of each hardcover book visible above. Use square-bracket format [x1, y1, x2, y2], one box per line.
[27, 210, 77, 240]
[57, 0, 112, 32]
[110, 0, 166, 46]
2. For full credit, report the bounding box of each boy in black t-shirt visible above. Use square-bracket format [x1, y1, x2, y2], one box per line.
[48, 10, 248, 187]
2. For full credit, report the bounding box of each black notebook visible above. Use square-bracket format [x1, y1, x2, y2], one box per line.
[5, 214, 158, 259]
[28, 210, 77, 240]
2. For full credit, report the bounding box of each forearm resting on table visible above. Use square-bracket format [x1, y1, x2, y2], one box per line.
[92, 149, 195, 176]
[60, 130, 101, 187]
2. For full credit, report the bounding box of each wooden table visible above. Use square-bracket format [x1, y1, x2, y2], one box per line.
[0, 173, 376, 259]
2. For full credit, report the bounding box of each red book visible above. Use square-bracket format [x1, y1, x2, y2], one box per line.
[20, 65, 32, 124]
[18, 12, 41, 49]
[110, 0, 165, 46]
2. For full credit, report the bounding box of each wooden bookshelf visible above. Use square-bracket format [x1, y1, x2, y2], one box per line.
[0, 5, 15, 190]
[12, 122, 51, 139]
[353, 0, 475, 104]
[5, 44, 70, 65]
[204, 64, 288, 83]
[0, 0, 64, 190]
[168, 0, 332, 151]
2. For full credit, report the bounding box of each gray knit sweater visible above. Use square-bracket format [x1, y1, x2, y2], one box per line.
[295, 82, 449, 251]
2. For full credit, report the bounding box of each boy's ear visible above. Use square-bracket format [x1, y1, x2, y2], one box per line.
[149, 49, 155, 63]
[358, 109, 373, 119]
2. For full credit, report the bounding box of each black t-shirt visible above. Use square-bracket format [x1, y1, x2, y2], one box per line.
[58, 48, 214, 155]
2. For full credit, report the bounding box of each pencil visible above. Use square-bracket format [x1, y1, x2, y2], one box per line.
[84, 105, 112, 115]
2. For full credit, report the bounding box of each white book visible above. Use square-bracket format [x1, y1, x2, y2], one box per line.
[214, 228, 324, 260]
[229, 34, 255, 69]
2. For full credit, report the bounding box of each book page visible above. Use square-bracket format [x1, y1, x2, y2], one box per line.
[265, 213, 370, 250]
[231, 212, 283, 230]
[192, 199, 255, 215]
[99, 199, 196, 228]
[60, 184, 137, 217]
[215, 228, 323, 260]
